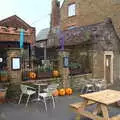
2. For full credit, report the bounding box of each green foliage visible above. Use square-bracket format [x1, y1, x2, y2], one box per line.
[84, 31, 91, 40]
[0, 71, 8, 76]
[38, 66, 53, 72]
[69, 63, 81, 69]
[6, 83, 37, 103]
[6, 83, 21, 103]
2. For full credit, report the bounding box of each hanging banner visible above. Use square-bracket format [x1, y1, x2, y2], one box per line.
[20, 29, 24, 48]
[56, 29, 64, 51]
[63, 57, 69, 68]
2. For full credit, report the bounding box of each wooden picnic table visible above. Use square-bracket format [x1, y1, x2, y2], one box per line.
[77, 89, 120, 120]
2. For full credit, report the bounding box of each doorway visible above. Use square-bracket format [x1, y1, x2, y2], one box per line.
[104, 51, 113, 84]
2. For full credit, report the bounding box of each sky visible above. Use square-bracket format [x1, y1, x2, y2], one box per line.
[0, 0, 64, 35]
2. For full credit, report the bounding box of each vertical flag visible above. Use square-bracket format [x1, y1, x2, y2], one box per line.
[60, 32, 64, 51]
[20, 29, 24, 48]
[56, 29, 64, 51]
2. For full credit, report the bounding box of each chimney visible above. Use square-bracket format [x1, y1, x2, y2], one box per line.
[51, 0, 60, 28]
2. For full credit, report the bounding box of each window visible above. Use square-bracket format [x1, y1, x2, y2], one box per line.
[68, 3, 76, 17]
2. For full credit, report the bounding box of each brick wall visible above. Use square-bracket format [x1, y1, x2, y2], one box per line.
[60, 0, 120, 36]
[7, 48, 22, 83]
[51, 0, 60, 27]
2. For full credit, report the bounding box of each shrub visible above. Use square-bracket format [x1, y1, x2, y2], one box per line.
[6, 83, 21, 103]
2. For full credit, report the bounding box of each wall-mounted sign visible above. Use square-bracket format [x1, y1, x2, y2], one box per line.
[0, 58, 3, 62]
[63, 57, 69, 68]
[11, 57, 21, 70]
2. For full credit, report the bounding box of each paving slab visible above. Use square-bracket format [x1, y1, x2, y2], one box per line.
[0, 93, 119, 120]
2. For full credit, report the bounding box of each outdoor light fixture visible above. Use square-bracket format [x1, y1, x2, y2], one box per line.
[0, 58, 3, 62]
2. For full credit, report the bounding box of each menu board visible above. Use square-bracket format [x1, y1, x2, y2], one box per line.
[11, 57, 21, 70]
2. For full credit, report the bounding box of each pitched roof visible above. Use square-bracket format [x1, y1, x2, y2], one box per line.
[36, 28, 50, 41]
[0, 15, 33, 30]
[60, 0, 65, 8]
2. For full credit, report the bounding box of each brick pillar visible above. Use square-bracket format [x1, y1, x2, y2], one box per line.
[58, 51, 70, 88]
[7, 48, 22, 83]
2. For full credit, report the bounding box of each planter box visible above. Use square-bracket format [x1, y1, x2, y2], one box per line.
[0, 71, 8, 82]
[38, 72, 52, 79]
[0, 76, 8, 82]
[0, 89, 7, 104]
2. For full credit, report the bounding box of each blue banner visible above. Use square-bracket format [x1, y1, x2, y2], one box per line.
[56, 29, 64, 51]
[20, 29, 24, 48]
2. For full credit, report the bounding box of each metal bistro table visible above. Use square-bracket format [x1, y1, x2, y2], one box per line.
[77, 89, 120, 120]
[33, 82, 48, 101]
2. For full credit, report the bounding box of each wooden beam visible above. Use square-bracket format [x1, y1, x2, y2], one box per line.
[69, 100, 95, 109]
[110, 115, 120, 120]
[78, 110, 103, 120]
[101, 104, 109, 120]
[93, 104, 101, 115]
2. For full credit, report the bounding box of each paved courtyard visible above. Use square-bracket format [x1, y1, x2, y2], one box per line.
[0, 93, 120, 120]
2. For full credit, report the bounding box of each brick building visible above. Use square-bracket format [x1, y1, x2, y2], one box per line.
[48, 0, 120, 85]
[0, 15, 36, 83]
[60, 0, 120, 36]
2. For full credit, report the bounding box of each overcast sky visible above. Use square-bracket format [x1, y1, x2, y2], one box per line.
[0, 0, 64, 34]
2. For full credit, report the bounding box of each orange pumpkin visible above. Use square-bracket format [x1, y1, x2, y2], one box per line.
[65, 88, 73, 95]
[59, 89, 65, 96]
[29, 72, 36, 79]
[52, 90, 59, 96]
[52, 70, 59, 77]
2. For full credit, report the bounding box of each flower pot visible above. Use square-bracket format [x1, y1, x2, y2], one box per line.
[0, 76, 8, 82]
[0, 71, 8, 82]
[0, 89, 7, 104]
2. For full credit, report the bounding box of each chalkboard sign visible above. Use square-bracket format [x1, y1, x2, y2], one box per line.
[63, 57, 69, 68]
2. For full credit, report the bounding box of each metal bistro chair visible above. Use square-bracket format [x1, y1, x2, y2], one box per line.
[94, 79, 106, 91]
[18, 84, 36, 107]
[81, 80, 95, 94]
[38, 84, 59, 111]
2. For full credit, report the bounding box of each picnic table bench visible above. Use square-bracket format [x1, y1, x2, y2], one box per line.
[70, 100, 95, 110]
[69, 89, 120, 120]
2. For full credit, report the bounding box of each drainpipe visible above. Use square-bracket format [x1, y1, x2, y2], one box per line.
[44, 41, 47, 61]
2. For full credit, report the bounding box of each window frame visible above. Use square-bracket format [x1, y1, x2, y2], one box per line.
[68, 3, 76, 17]
[11, 57, 21, 70]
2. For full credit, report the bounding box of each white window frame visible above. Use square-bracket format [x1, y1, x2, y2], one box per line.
[68, 3, 76, 17]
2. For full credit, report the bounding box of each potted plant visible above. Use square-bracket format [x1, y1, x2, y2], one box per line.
[0, 88, 7, 103]
[0, 70, 8, 82]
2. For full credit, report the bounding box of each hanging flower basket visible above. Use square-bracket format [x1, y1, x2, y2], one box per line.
[0, 71, 8, 82]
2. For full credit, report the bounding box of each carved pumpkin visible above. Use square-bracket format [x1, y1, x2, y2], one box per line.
[65, 88, 73, 95]
[59, 89, 65, 96]
[52, 70, 59, 77]
[52, 90, 59, 96]
[29, 72, 36, 79]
